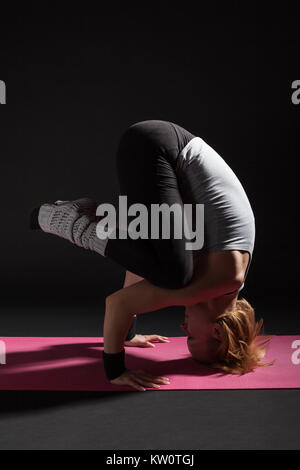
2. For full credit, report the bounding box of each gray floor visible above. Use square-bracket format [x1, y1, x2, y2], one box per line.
[0, 297, 299, 450]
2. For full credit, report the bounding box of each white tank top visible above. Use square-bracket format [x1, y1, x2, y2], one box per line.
[176, 137, 255, 293]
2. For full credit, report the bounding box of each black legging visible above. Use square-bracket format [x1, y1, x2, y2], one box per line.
[105, 120, 196, 290]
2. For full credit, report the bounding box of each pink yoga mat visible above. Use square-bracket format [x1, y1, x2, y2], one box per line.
[0, 336, 299, 391]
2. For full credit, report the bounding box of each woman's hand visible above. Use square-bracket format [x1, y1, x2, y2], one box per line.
[109, 369, 170, 392]
[124, 334, 170, 348]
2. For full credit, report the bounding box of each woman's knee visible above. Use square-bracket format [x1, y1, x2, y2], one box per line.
[123, 270, 144, 288]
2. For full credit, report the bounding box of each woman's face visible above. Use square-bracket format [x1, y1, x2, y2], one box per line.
[180, 292, 239, 362]
[180, 303, 218, 362]
[180, 295, 238, 362]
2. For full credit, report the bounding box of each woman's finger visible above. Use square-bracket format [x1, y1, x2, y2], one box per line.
[147, 335, 168, 340]
[146, 335, 170, 342]
[132, 372, 170, 385]
[127, 378, 147, 392]
[134, 377, 161, 389]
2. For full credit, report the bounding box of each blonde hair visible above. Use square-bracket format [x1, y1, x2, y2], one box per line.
[210, 297, 275, 375]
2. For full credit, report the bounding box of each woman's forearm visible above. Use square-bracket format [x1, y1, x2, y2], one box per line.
[102, 267, 242, 355]
[102, 279, 174, 355]
[103, 296, 135, 354]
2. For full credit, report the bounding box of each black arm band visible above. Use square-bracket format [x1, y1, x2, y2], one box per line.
[125, 315, 137, 341]
[102, 348, 126, 381]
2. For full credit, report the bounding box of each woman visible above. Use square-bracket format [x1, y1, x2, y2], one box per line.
[30, 120, 272, 392]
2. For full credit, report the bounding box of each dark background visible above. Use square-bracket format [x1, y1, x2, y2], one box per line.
[0, 3, 299, 309]
[0, 2, 299, 450]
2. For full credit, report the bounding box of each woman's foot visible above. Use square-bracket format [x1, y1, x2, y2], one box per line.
[30, 197, 108, 256]
[30, 200, 72, 231]
[29, 198, 97, 242]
